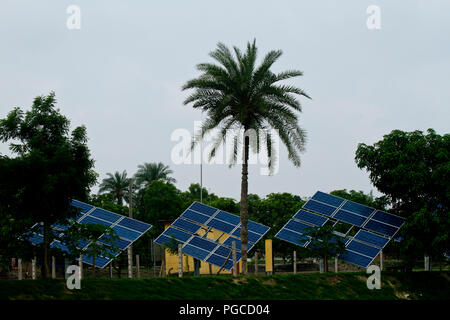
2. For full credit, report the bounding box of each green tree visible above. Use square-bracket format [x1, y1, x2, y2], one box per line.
[62, 222, 120, 277]
[0, 92, 96, 278]
[183, 40, 310, 273]
[134, 162, 176, 189]
[299, 225, 347, 273]
[330, 189, 388, 211]
[98, 170, 130, 205]
[355, 128, 450, 265]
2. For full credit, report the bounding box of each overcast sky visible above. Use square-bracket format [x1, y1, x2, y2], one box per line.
[1, 1, 449, 201]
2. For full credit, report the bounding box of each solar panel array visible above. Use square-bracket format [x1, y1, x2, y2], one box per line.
[155, 202, 270, 270]
[27, 199, 152, 268]
[276, 191, 405, 268]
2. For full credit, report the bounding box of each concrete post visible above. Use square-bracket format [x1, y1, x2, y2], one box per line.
[109, 263, 113, 278]
[254, 252, 258, 275]
[64, 258, 70, 279]
[128, 247, 133, 278]
[79, 255, 83, 280]
[335, 257, 338, 273]
[232, 241, 237, 277]
[293, 250, 297, 274]
[319, 258, 324, 273]
[136, 255, 140, 278]
[32, 257, 36, 279]
[18, 258, 22, 280]
[178, 244, 183, 278]
[51, 256, 56, 279]
[380, 250, 383, 271]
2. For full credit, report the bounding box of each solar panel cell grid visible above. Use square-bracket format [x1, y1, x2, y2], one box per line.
[341, 201, 375, 218]
[190, 202, 217, 216]
[293, 210, 328, 226]
[99, 235, 131, 250]
[354, 230, 389, 248]
[339, 250, 372, 268]
[182, 244, 210, 260]
[112, 225, 141, 241]
[89, 208, 121, 223]
[79, 215, 112, 227]
[284, 219, 313, 234]
[312, 191, 345, 207]
[215, 210, 241, 226]
[364, 220, 398, 237]
[372, 211, 405, 227]
[207, 218, 235, 234]
[303, 200, 336, 216]
[159, 227, 192, 243]
[333, 210, 367, 227]
[172, 218, 201, 234]
[181, 209, 210, 224]
[346, 240, 380, 258]
[231, 228, 261, 243]
[71, 200, 94, 214]
[275, 229, 309, 246]
[117, 217, 151, 233]
[247, 220, 270, 235]
[188, 236, 217, 252]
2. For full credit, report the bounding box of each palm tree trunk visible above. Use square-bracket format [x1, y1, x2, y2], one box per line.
[43, 222, 50, 278]
[240, 134, 250, 275]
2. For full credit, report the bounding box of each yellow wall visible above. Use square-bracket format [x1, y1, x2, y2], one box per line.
[164, 223, 233, 275]
[265, 239, 273, 273]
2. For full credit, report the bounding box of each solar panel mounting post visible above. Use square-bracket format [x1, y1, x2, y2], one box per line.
[178, 244, 183, 277]
[232, 241, 237, 277]
[52, 256, 56, 279]
[18, 258, 22, 280]
[32, 257, 36, 279]
[293, 250, 297, 274]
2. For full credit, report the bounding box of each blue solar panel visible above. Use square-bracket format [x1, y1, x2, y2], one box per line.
[207, 218, 235, 234]
[231, 228, 260, 243]
[293, 209, 328, 226]
[71, 199, 94, 214]
[333, 210, 367, 227]
[181, 209, 210, 224]
[182, 244, 209, 260]
[28, 233, 44, 245]
[341, 201, 374, 218]
[364, 220, 398, 237]
[99, 234, 131, 250]
[284, 219, 313, 234]
[247, 220, 270, 235]
[371, 210, 405, 227]
[275, 228, 310, 246]
[112, 225, 141, 241]
[346, 240, 380, 258]
[117, 217, 152, 233]
[172, 218, 202, 234]
[206, 254, 233, 270]
[312, 191, 345, 207]
[215, 210, 240, 226]
[79, 215, 112, 227]
[50, 241, 69, 253]
[303, 199, 336, 216]
[80, 254, 111, 269]
[89, 208, 121, 223]
[156, 227, 191, 244]
[190, 202, 217, 216]
[354, 230, 389, 248]
[188, 236, 218, 252]
[214, 245, 231, 257]
[339, 250, 373, 268]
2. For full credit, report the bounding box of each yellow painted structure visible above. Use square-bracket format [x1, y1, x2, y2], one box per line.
[265, 239, 273, 273]
[164, 222, 233, 275]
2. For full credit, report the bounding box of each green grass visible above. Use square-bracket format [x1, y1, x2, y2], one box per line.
[1, 271, 448, 300]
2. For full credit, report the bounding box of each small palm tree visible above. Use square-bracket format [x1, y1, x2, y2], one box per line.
[98, 170, 130, 205]
[183, 40, 310, 274]
[134, 162, 176, 189]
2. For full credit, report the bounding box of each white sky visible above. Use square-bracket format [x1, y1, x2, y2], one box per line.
[1, 1, 449, 200]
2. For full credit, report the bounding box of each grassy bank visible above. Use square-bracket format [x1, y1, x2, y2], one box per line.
[1, 271, 449, 300]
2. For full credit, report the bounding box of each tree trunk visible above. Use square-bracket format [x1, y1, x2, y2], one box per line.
[240, 134, 250, 275]
[42, 222, 50, 278]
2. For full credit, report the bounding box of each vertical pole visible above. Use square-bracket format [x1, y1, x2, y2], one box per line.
[380, 250, 383, 271]
[51, 256, 56, 279]
[64, 258, 69, 279]
[18, 258, 22, 280]
[136, 255, 140, 278]
[178, 244, 183, 278]
[152, 240, 156, 277]
[200, 112, 203, 203]
[232, 241, 237, 277]
[79, 255, 83, 280]
[109, 263, 113, 278]
[335, 257, 338, 273]
[32, 257, 36, 279]
[319, 258, 324, 273]
[293, 250, 297, 274]
[128, 180, 133, 279]
[254, 252, 258, 275]
[265, 239, 273, 275]
[424, 255, 428, 271]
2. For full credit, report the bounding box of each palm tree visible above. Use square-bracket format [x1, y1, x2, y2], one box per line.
[134, 162, 176, 189]
[182, 40, 310, 274]
[98, 170, 130, 205]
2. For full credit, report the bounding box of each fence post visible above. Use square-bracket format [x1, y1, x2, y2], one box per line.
[136, 255, 140, 278]
[32, 257, 36, 279]
[335, 257, 338, 273]
[52, 256, 56, 279]
[128, 247, 133, 278]
[319, 258, 324, 273]
[380, 250, 383, 271]
[293, 250, 297, 274]
[232, 241, 237, 277]
[18, 258, 22, 280]
[79, 255, 83, 280]
[178, 244, 183, 278]
[254, 252, 258, 275]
